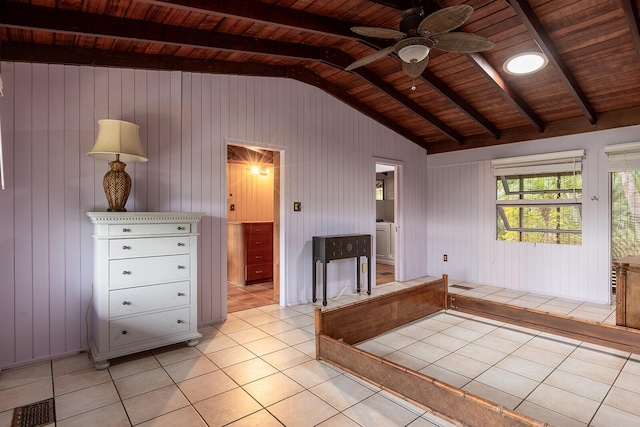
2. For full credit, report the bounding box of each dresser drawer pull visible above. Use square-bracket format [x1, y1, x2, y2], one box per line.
[122, 301, 131, 305]
[255, 270, 263, 274]
[177, 320, 184, 324]
[255, 255, 262, 259]
[177, 242, 186, 247]
[255, 241, 263, 245]
[177, 265, 186, 269]
[122, 245, 131, 250]
[177, 226, 186, 231]
[122, 271, 131, 275]
[122, 330, 128, 335]
[177, 292, 185, 296]
[122, 228, 131, 233]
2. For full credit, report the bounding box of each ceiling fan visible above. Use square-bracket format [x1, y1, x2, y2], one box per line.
[346, 4, 495, 90]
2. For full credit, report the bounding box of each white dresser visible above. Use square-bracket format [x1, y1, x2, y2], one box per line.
[86, 212, 205, 369]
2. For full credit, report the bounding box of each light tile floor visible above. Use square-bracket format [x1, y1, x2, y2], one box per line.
[0, 277, 636, 427]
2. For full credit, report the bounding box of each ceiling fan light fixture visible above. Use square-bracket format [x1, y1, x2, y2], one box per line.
[398, 44, 431, 63]
[504, 52, 548, 75]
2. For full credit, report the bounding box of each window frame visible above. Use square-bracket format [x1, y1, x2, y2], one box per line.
[495, 168, 583, 244]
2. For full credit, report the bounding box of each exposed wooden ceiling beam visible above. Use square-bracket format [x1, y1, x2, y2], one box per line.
[0, 1, 453, 145]
[621, 0, 640, 62]
[142, 0, 496, 138]
[467, 52, 544, 132]
[318, 49, 463, 143]
[288, 67, 430, 150]
[505, 0, 597, 124]
[137, 0, 359, 41]
[421, 70, 501, 138]
[0, 41, 430, 150]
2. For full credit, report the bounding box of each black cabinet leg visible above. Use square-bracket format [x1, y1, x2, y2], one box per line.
[312, 259, 317, 302]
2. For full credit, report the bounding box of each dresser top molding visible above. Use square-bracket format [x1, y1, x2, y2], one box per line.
[86, 212, 205, 224]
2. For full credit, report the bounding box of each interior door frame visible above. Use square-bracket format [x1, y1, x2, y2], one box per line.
[225, 138, 287, 306]
[373, 157, 405, 282]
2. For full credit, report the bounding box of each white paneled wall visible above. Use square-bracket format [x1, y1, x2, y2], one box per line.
[0, 62, 429, 368]
[426, 126, 640, 304]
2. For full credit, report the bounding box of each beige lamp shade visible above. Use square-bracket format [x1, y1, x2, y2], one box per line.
[87, 119, 148, 163]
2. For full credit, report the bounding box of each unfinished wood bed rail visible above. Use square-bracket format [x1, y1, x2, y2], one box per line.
[449, 293, 640, 355]
[314, 276, 546, 427]
[317, 276, 448, 345]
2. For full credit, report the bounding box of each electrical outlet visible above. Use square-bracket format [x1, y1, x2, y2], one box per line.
[230, 204, 235, 211]
[443, 254, 448, 262]
[293, 201, 302, 212]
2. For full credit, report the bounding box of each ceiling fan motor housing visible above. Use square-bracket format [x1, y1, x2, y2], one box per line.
[400, 8, 425, 37]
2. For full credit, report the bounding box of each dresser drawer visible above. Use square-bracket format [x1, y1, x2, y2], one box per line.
[244, 223, 272, 237]
[109, 223, 191, 237]
[246, 248, 272, 266]
[245, 234, 272, 249]
[110, 236, 190, 259]
[246, 263, 273, 282]
[109, 281, 190, 318]
[109, 308, 191, 348]
[109, 254, 190, 288]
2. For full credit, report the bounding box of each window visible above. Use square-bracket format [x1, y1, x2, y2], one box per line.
[376, 179, 385, 200]
[606, 142, 640, 261]
[492, 150, 584, 245]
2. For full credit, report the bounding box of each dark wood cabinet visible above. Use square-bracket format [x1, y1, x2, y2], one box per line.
[614, 256, 640, 328]
[228, 222, 273, 285]
[312, 234, 371, 306]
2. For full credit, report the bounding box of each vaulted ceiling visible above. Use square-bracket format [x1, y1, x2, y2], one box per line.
[1, 0, 639, 154]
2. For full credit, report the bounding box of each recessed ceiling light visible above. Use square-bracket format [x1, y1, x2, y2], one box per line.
[503, 52, 548, 75]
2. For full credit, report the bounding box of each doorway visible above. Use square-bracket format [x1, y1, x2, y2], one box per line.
[375, 161, 400, 285]
[226, 143, 281, 312]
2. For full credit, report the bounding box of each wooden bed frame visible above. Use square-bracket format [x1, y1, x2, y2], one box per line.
[315, 275, 640, 426]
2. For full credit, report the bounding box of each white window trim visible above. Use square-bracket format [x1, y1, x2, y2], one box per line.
[604, 141, 640, 172]
[491, 149, 584, 177]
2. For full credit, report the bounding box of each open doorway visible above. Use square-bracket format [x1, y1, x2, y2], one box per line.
[226, 143, 281, 312]
[375, 162, 398, 285]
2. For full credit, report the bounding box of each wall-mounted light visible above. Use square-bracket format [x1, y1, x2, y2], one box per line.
[503, 52, 548, 76]
[250, 165, 270, 175]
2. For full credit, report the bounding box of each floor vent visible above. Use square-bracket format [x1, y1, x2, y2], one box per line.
[450, 284, 474, 291]
[379, 272, 393, 276]
[12, 398, 55, 427]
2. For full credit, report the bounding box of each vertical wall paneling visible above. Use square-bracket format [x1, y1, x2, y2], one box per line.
[13, 62, 34, 362]
[79, 66, 96, 350]
[133, 69, 148, 212]
[181, 73, 192, 212]
[199, 74, 212, 322]
[170, 71, 182, 212]
[93, 68, 109, 211]
[0, 62, 16, 365]
[31, 63, 51, 359]
[146, 71, 159, 212]
[1, 63, 434, 368]
[48, 64, 66, 356]
[426, 128, 640, 303]
[64, 65, 82, 352]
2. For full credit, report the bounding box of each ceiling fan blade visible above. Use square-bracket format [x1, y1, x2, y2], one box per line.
[433, 32, 495, 53]
[346, 46, 396, 71]
[402, 57, 429, 78]
[418, 4, 473, 35]
[351, 26, 406, 39]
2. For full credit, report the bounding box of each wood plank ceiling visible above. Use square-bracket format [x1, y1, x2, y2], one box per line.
[0, 0, 639, 154]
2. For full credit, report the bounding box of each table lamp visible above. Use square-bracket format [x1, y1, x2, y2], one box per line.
[87, 119, 148, 212]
